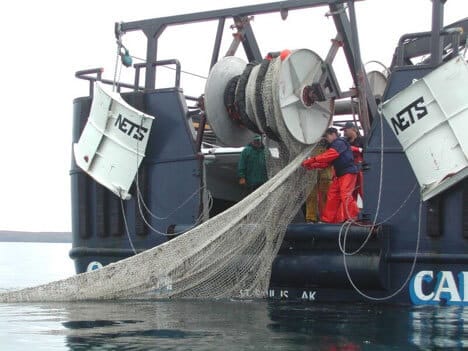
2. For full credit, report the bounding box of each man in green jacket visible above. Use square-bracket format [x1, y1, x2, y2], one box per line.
[238, 135, 268, 192]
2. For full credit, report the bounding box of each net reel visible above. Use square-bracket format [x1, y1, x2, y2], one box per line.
[204, 49, 332, 147]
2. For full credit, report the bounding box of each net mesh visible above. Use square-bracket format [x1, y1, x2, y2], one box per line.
[0, 57, 320, 302]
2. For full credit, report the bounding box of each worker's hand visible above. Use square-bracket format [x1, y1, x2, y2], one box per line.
[239, 177, 246, 185]
[312, 162, 329, 169]
[351, 146, 363, 154]
[302, 158, 329, 170]
[301, 157, 316, 170]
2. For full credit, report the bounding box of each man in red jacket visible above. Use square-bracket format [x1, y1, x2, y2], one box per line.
[302, 128, 359, 223]
[341, 121, 364, 203]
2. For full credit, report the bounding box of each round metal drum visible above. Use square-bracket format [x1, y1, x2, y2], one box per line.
[367, 70, 387, 98]
[245, 64, 262, 132]
[204, 57, 256, 147]
[278, 49, 331, 145]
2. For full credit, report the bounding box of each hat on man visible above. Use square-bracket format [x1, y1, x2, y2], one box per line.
[253, 135, 262, 141]
[340, 121, 357, 130]
[324, 127, 338, 135]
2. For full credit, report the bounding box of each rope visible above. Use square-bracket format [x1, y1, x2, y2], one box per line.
[112, 30, 139, 253]
[113, 25, 124, 92]
[119, 190, 137, 255]
[364, 60, 391, 78]
[130, 54, 207, 80]
[136, 180, 210, 221]
[338, 110, 385, 256]
[342, 199, 422, 301]
[338, 182, 418, 256]
[337, 105, 423, 301]
[136, 186, 213, 237]
[113, 46, 121, 92]
[132, 119, 212, 237]
[201, 141, 224, 149]
[111, 41, 210, 238]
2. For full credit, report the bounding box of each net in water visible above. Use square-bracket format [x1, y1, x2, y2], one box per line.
[0, 56, 322, 302]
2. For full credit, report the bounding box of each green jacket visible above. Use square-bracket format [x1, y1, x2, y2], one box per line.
[238, 144, 268, 187]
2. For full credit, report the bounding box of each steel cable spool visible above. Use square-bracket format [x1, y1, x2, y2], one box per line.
[245, 64, 261, 131]
[262, 57, 283, 142]
[205, 56, 255, 147]
[205, 49, 330, 147]
[255, 59, 281, 142]
[224, 75, 241, 123]
[235, 62, 262, 134]
[277, 49, 331, 144]
[1, 50, 331, 303]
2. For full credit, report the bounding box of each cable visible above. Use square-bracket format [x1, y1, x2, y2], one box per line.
[338, 110, 385, 256]
[119, 190, 137, 255]
[137, 178, 209, 221]
[162, 65, 208, 80]
[338, 182, 418, 256]
[364, 60, 391, 78]
[113, 44, 121, 92]
[112, 35, 140, 253]
[342, 199, 422, 301]
[132, 120, 212, 236]
[337, 102, 423, 301]
[130, 54, 207, 80]
[136, 187, 213, 237]
[112, 48, 210, 239]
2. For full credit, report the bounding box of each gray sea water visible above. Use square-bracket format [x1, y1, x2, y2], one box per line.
[0, 242, 467, 350]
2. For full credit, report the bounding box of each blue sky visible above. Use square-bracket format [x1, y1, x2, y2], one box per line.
[0, 0, 466, 231]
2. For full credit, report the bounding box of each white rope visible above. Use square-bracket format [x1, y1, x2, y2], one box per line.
[130, 121, 212, 237]
[130, 54, 207, 80]
[136, 181, 213, 237]
[136, 175, 210, 221]
[337, 103, 423, 301]
[342, 199, 422, 301]
[112, 34, 122, 92]
[202, 141, 224, 148]
[111, 35, 209, 238]
[112, 31, 139, 252]
[338, 110, 385, 256]
[119, 190, 137, 255]
[338, 182, 418, 256]
[364, 60, 391, 78]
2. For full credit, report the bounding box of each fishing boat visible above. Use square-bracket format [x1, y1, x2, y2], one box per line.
[70, 0, 468, 305]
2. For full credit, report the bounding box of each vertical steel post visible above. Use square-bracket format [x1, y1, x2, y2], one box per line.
[195, 113, 207, 152]
[143, 25, 165, 91]
[431, 0, 446, 66]
[239, 18, 263, 62]
[347, 0, 371, 134]
[329, 2, 379, 135]
[210, 18, 226, 69]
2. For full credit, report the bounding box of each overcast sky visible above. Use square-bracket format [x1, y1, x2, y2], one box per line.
[0, 0, 466, 232]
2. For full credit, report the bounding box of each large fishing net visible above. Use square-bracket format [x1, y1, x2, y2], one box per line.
[0, 55, 324, 302]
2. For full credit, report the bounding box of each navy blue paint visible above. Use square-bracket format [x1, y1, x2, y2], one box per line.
[70, 89, 202, 272]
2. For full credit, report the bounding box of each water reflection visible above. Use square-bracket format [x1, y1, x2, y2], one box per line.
[1, 301, 468, 350]
[61, 300, 271, 351]
[409, 306, 468, 350]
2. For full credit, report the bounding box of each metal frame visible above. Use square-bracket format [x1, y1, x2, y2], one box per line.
[116, 0, 377, 132]
[77, 0, 455, 136]
[118, 0, 356, 89]
[393, 17, 467, 69]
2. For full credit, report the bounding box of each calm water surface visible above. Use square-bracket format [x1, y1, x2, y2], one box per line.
[0, 242, 467, 350]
